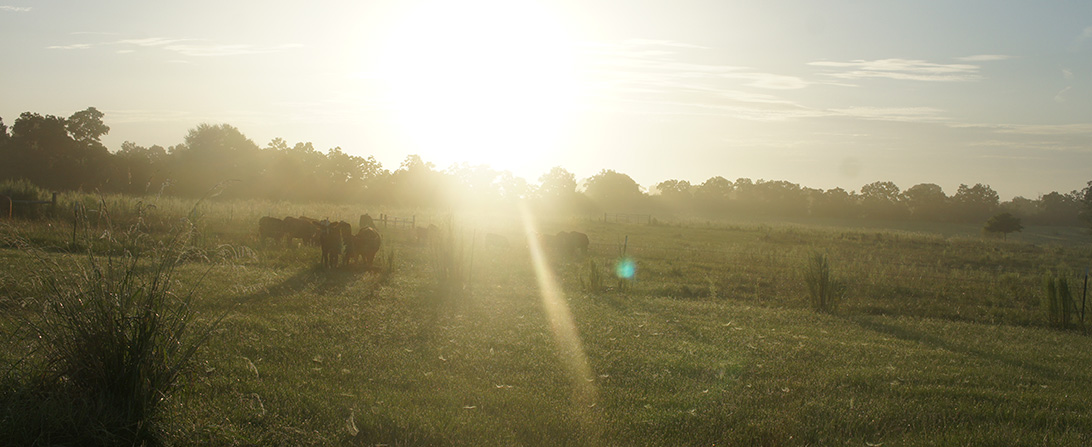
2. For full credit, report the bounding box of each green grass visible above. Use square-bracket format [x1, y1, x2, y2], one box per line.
[2, 194, 1092, 445]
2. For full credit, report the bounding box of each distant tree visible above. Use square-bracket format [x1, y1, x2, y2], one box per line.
[903, 183, 947, 221]
[168, 123, 261, 197]
[752, 180, 807, 217]
[952, 183, 1000, 223]
[535, 166, 587, 214]
[653, 179, 692, 210]
[0, 116, 9, 148]
[810, 187, 858, 218]
[538, 166, 577, 200]
[66, 107, 110, 150]
[112, 141, 167, 194]
[1079, 181, 1092, 231]
[1036, 191, 1081, 226]
[584, 169, 645, 212]
[693, 176, 732, 214]
[983, 212, 1023, 240]
[5, 112, 93, 190]
[859, 181, 907, 219]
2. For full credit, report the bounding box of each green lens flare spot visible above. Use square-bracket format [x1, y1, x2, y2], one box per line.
[615, 258, 636, 279]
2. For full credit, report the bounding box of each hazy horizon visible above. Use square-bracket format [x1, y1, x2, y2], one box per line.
[2, 0, 1090, 200]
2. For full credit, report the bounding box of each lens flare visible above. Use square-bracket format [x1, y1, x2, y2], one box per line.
[518, 202, 598, 421]
[615, 258, 636, 279]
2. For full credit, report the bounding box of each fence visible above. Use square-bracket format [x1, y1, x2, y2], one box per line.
[377, 214, 416, 229]
[1, 193, 57, 218]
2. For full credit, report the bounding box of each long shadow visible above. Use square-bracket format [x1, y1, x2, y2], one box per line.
[843, 315, 1072, 382]
[230, 264, 373, 306]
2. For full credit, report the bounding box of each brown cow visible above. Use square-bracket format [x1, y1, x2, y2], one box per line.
[346, 226, 382, 267]
[258, 216, 288, 245]
[284, 216, 319, 246]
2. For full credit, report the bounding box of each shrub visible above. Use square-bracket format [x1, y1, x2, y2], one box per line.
[0, 216, 222, 445]
[804, 252, 845, 312]
[581, 259, 604, 293]
[1043, 274, 1078, 329]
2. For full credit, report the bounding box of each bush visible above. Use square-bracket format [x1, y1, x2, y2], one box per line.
[804, 252, 845, 313]
[0, 218, 222, 445]
[1043, 274, 1079, 329]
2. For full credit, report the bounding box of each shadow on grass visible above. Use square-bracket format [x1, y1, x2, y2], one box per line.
[844, 315, 1068, 381]
[232, 263, 383, 307]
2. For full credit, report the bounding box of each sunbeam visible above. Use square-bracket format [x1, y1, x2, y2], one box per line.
[518, 201, 598, 425]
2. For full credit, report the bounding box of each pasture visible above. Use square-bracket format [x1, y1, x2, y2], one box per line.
[2, 194, 1092, 446]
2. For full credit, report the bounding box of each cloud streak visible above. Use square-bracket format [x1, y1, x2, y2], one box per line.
[809, 58, 983, 82]
[0, 5, 31, 12]
[46, 36, 302, 57]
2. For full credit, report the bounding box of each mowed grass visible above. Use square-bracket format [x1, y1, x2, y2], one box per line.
[2, 196, 1092, 445]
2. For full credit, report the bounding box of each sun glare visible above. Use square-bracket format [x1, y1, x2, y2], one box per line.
[375, 0, 582, 173]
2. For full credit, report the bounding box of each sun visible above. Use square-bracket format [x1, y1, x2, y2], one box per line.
[374, 0, 583, 174]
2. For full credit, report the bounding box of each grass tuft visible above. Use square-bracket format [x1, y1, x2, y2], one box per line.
[0, 206, 224, 445]
[804, 252, 845, 313]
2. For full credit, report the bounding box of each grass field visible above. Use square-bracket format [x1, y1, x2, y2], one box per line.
[2, 194, 1092, 445]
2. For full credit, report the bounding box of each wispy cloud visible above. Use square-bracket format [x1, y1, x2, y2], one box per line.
[809, 58, 982, 82]
[0, 5, 31, 12]
[582, 39, 819, 121]
[956, 54, 1013, 62]
[829, 106, 949, 123]
[953, 122, 1092, 137]
[47, 43, 93, 50]
[46, 36, 302, 57]
[1054, 86, 1072, 103]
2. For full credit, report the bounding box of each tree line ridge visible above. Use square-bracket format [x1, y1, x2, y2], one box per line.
[2, 107, 1090, 227]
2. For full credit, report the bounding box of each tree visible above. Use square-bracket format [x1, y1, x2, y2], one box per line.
[952, 183, 999, 223]
[903, 183, 947, 221]
[168, 123, 261, 197]
[66, 107, 110, 150]
[583, 169, 645, 211]
[859, 181, 906, 219]
[538, 166, 577, 199]
[983, 212, 1023, 240]
[0, 116, 9, 148]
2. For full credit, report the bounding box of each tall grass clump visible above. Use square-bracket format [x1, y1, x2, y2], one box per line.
[0, 218, 222, 445]
[804, 252, 844, 313]
[581, 259, 604, 293]
[1043, 274, 1079, 330]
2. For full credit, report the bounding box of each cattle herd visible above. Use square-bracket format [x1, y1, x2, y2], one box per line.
[257, 213, 591, 268]
[258, 214, 382, 269]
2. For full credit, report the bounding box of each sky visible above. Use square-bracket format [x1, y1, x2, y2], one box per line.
[1, 0, 1090, 200]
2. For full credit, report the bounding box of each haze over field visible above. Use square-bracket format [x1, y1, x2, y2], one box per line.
[2, 0, 1090, 200]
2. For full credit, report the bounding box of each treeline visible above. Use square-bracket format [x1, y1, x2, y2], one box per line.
[1, 107, 1090, 226]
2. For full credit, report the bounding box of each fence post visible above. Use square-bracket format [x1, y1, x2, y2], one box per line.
[1, 195, 10, 218]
